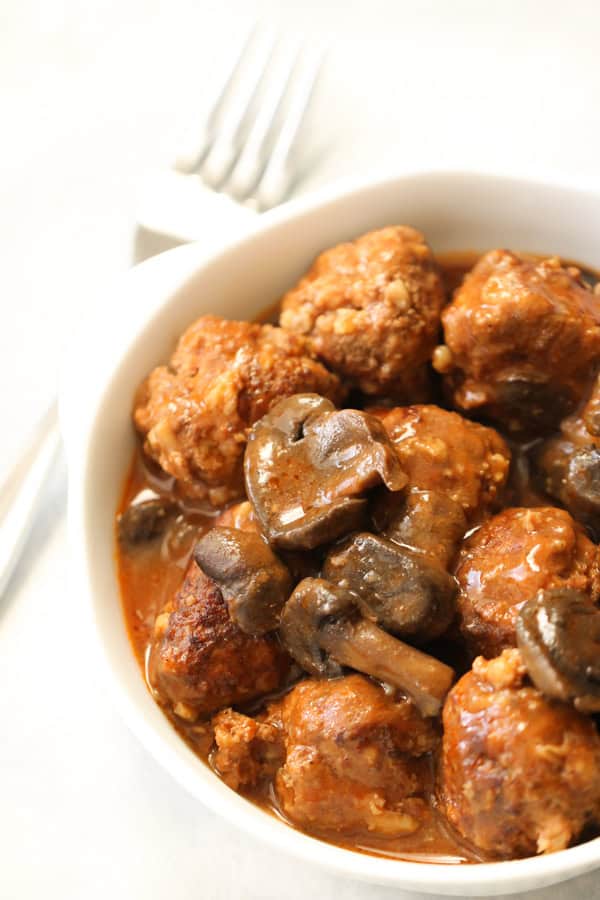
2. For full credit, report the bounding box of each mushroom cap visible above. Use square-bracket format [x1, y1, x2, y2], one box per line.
[193, 527, 292, 636]
[372, 487, 467, 568]
[117, 494, 176, 544]
[279, 577, 455, 715]
[517, 587, 600, 712]
[566, 446, 600, 517]
[279, 577, 355, 677]
[244, 393, 406, 550]
[323, 532, 457, 643]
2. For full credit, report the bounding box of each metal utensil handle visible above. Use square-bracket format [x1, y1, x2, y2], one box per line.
[0, 404, 62, 598]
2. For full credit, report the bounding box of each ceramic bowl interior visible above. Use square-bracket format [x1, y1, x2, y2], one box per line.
[64, 171, 600, 896]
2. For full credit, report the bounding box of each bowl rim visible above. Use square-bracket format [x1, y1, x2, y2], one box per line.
[64, 167, 600, 894]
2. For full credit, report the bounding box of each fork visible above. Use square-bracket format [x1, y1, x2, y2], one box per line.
[0, 27, 323, 599]
[136, 25, 324, 243]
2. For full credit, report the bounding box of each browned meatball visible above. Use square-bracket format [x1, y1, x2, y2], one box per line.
[279, 227, 445, 398]
[275, 675, 437, 836]
[439, 650, 600, 858]
[212, 674, 437, 836]
[377, 404, 510, 523]
[134, 315, 344, 505]
[434, 251, 600, 433]
[149, 559, 289, 720]
[212, 707, 285, 791]
[214, 501, 260, 533]
[456, 507, 599, 658]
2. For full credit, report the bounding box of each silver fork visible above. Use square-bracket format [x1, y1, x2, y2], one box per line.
[0, 29, 324, 598]
[137, 25, 324, 243]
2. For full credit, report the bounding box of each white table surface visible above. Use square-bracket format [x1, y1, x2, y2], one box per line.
[2, 2, 600, 897]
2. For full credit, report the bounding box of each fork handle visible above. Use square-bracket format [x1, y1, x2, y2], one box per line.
[0, 404, 62, 598]
[136, 169, 258, 245]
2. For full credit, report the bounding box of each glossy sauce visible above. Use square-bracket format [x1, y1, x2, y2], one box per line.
[115, 250, 595, 866]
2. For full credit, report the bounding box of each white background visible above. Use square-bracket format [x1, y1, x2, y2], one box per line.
[2, 1, 600, 898]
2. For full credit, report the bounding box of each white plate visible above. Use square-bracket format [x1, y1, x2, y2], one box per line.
[63, 170, 600, 896]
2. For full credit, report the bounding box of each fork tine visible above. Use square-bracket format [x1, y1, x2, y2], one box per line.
[174, 24, 258, 174]
[254, 45, 324, 210]
[201, 27, 277, 189]
[227, 42, 300, 201]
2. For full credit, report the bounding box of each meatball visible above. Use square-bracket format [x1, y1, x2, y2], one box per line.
[434, 251, 600, 433]
[439, 650, 600, 858]
[134, 315, 344, 505]
[275, 675, 437, 836]
[212, 674, 437, 836]
[149, 559, 289, 720]
[212, 707, 285, 791]
[214, 500, 260, 533]
[456, 507, 599, 658]
[279, 226, 445, 398]
[376, 404, 510, 523]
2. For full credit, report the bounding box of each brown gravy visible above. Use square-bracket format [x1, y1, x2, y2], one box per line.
[114, 250, 595, 865]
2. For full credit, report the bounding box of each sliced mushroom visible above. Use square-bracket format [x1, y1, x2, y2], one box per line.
[372, 488, 467, 568]
[118, 491, 176, 544]
[323, 532, 457, 642]
[279, 578, 353, 677]
[536, 438, 600, 528]
[516, 587, 600, 712]
[244, 393, 406, 551]
[493, 377, 571, 432]
[565, 447, 600, 515]
[280, 577, 455, 716]
[193, 527, 292, 636]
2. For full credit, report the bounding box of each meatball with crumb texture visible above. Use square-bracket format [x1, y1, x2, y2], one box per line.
[212, 674, 438, 836]
[434, 251, 600, 433]
[149, 558, 289, 720]
[275, 675, 437, 837]
[439, 650, 600, 858]
[279, 226, 446, 398]
[214, 500, 260, 533]
[134, 315, 344, 505]
[455, 507, 599, 659]
[375, 404, 511, 523]
[212, 707, 285, 791]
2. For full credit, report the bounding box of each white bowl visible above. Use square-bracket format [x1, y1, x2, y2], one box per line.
[64, 170, 600, 896]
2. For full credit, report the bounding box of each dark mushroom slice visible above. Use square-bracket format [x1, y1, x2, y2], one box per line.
[323, 532, 457, 643]
[535, 437, 600, 529]
[279, 578, 353, 677]
[372, 488, 467, 568]
[244, 393, 406, 551]
[492, 377, 573, 434]
[215, 501, 319, 582]
[280, 577, 455, 716]
[516, 587, 600, 712]
[117, 491, 177, 544]
[194, 527, 292, 636]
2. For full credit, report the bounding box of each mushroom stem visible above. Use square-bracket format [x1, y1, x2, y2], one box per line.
[319, 617, 454, 717]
